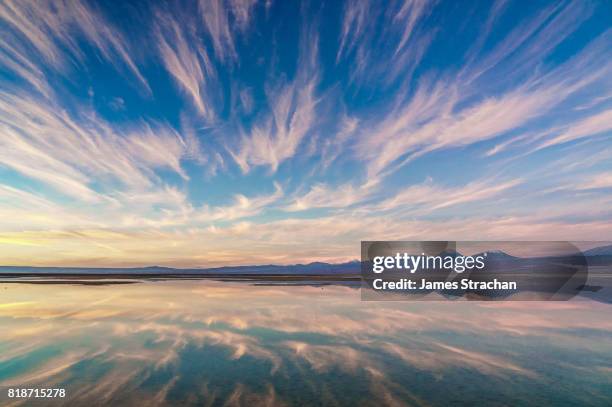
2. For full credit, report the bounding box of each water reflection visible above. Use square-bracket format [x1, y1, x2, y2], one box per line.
[1, 280, 611, 406]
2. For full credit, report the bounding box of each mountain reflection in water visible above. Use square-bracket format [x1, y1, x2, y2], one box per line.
[1, 280, 611, 406]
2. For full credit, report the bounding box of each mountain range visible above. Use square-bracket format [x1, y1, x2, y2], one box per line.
[1, 245, 611, 275]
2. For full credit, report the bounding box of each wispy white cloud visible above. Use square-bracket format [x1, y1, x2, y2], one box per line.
[0, 0, 150, 94]
[198, 0, 236, 62]
[318, 113, 358, 171]
[336, 0, 370, 63]
[577, 172, 612, 190]
[230, 26, 319, 173]
[0, 176, 284, 236]
[229, 0, 258, 31]
[230, 78, 318, 173]
[487, 107, 612, 157]
[155, 11, 217, 121]
[0, 37, 51, 96]
[284, 181, 371, 212]
[393, 0, 429, 54]
[0, 184, 57, 211]
[460, 2, 590, 85]
[336, 0, 432, 85]
[368, 178, 522, 214]
[239, 87, 254, 114]
[358, 23, 611, 180]
[0, 93, 189, 202]
[535, 109, 612, 151]
[0, 184, 107, 231]
[484, 128, 554, 157]
[197, 182, 283, 222]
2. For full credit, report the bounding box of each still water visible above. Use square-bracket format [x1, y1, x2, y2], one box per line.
[1, 280, 611, 406]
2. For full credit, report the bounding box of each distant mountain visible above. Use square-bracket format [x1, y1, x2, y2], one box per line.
[0, 261, 361, 275]
[479, 247, 612, 261]
[200, 261, 360, 275]
[583, 245, 612, 257]
[480, 250, 519, 260]
[2, 247, 610, 276]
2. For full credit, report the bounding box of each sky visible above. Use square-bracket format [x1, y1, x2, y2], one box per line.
[0, 0, 611, 268]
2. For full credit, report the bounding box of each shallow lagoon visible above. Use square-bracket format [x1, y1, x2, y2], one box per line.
[1, 280, 611, 406]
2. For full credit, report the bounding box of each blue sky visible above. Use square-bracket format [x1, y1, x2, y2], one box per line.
[0, 0, 611, 267]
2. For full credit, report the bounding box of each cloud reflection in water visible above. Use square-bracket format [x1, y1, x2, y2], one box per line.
[1, 281, 611, 406]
